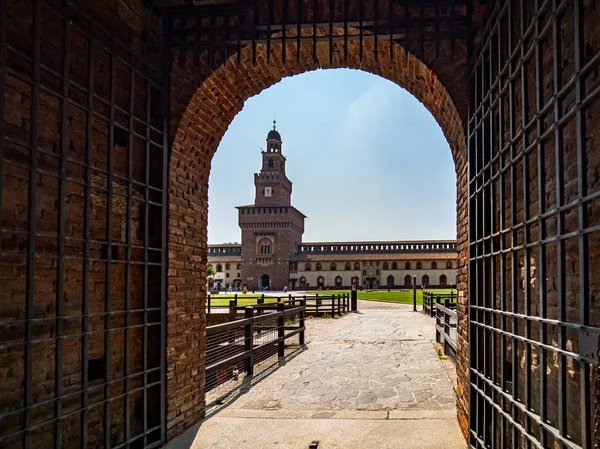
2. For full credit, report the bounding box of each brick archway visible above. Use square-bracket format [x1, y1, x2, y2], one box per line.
[166, 37, 469, 439]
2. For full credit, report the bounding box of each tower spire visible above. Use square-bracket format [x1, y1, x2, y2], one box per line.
[273, 114, 276, 130]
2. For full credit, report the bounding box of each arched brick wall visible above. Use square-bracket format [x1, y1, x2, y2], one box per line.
[166, 36, 470, 439]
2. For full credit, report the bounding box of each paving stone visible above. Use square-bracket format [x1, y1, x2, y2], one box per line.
[219, 301, 458, 416]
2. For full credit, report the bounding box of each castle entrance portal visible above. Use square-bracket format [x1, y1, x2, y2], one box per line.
[260, 274, 270, 290]
[0, 0, 598, 448]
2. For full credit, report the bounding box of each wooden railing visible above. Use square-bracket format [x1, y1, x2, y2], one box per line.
[435, 299, 458, 363]
[205, 302, 305, 399]
[422, 291, 456, 317]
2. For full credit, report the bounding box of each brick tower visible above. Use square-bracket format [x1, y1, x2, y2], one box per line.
[237, 122, 305, 290]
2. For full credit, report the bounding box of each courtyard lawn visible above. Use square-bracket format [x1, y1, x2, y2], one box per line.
[296, 289, 457, 305]
[207, 294, 280, 307]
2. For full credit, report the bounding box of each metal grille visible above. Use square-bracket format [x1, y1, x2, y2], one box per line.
[162, 0, 471, 68]
[468, 0, 600, 447]
[0, 1, 167, 447]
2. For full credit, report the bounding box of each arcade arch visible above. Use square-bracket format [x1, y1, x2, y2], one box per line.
[167, 29, 469, 442]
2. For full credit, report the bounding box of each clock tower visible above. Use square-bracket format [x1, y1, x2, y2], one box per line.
[237, 122, 305, 290]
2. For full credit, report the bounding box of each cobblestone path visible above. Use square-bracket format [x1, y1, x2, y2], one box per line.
[167, 301, 466, 449]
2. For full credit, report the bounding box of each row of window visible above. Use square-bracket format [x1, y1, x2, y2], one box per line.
[215, 272, 242, 278]
[211, 263, 242, 272]
[211, 261, 453, 272]
[240, 207, 289, 214]
[241, 221, 290, 229]
[300, 243, 456, 253]
[208, 247, 241, 254]
[298, 274, 450, 287]
[303, 261, 452, 271]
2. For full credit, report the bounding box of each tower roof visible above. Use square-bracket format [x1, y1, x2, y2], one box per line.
[267, 119, 281, 142]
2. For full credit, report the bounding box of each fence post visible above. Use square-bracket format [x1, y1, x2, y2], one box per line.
[260, 294, 265, 304]
[277, 302, 285, 358]
[207, 293, 211, 314]
[234, 294, 238, 307]
[331, 294, 336, 317]
[299, 298, 306, 345]
[244, 306, 254, 376]
[315, 293, 319, 315]
[412, 276, 417, 312]
[228, 299, 236, 322]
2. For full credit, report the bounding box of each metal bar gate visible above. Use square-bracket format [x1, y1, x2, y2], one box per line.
[468, 0, 600, 447]
[0, 0, 168, 447]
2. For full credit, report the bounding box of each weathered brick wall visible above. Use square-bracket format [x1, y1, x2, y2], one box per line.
[167, 32, 470, 439]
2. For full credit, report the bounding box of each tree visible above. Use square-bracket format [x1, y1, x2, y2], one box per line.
[207, 265, 216, 277]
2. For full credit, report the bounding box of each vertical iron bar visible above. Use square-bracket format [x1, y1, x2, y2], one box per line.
[499, 3, 507, 445]
[450, 0, 456, 56]
[23, 0, 41, 446]
[104, 37, 116, 449]
[312, 0, 317, 62]
[419, 0, 424, 60]
[208, 14, 215, 69]
[404, 3, 409, 62]
[520, 0, 532, 444]
[282, 0, 288, 64]
[328, 0, 333, 65]
[0, 0, 6, 227]
[143, 67, 151, 449]
[55, 2, 70, 447]
[252, 0, 257, 65]
[573, 0, 591, 445]
[508, 1, 519, 445]
[359, 0, 363, 61]
[237, 10, 243, 65]
[124, 56, 135, 445]
[373, 0, 378, 63]
[388, 0, 393, 61]
[552, 0, 567, 439]
[160, 26, 172, 444]
[296, 0, 301, 62]
[223, 12, 229, 64]
[81, 30, 95, 449]
[434, 0, 439, 59]
[267, 0, 272, 61]
[192, 15, 200, 67]
[467, 33, 477, 446]
[534, 0, 547, 443]
[343, 0, 348, 62]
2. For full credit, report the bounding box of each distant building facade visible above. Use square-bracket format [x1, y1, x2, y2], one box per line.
[208, 124, 458, 291]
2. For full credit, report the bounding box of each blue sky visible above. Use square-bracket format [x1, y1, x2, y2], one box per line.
[207, 68, 457, 244]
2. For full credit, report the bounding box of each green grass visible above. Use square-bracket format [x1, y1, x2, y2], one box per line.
[206, 289, 457, 307]
[298, 289, 456, 304]
[207, 294, 279, 307]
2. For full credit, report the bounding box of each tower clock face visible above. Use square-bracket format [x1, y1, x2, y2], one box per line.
[265, 187, 272, 197]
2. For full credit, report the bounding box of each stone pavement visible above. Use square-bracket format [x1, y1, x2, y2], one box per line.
[167, 300, 466, 449]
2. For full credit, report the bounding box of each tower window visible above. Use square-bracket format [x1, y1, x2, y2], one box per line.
[265, 187, 272, 197]
[268, 159, 274, 168]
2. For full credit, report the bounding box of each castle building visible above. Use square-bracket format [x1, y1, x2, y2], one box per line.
[208, 123, 458, 291]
